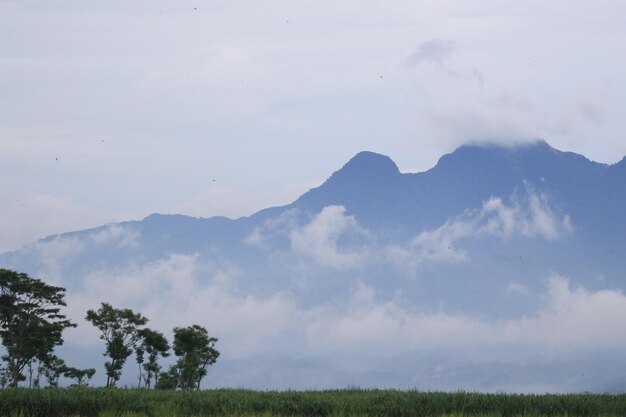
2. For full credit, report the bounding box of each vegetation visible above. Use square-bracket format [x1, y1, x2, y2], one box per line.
[86, 303, 149, 387]
[155, 325, 219, 390]
[41, 356, 96, 387]
[135, 328, 170, 389]
[85, 303, 219, 390]
[1, 269, 219, 390]
[0, 269, 77, 388]
[1, 269, 623, 417]
[1, 388, 626, 417]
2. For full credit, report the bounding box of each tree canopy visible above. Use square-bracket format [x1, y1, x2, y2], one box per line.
[0, 269, 221, 389]
[135, 327, 170, 388]
[0, 269, 76, 388]
[156, 324, 219, 390]
[86, 302, 148, 387]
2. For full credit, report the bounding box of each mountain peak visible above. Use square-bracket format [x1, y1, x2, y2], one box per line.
[292, 151, 401, 211]
[453, 139, 553, 157]
[334, 151, 400, 179]
[433, 140, 567, 170]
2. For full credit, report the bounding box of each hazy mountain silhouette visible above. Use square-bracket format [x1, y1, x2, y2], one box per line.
[3, 140, 625, 298]
[3, 139, 626, 391]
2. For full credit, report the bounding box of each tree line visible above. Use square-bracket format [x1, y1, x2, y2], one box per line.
[0, 268, 219, 389]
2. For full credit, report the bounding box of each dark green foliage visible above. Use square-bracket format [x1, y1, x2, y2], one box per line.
[135, 328, 170, 388]
[0, 387, 158, 417]
[85, 303, 148, 387]
[0, 366, 11, 388]
[0, 269, 76, 388]
[161, 324, 219, 390]
[41, 356, 67, 387]
[63, 366, 96, 387]
[154, 367, 178, 390]
[2, 388, 626, 417]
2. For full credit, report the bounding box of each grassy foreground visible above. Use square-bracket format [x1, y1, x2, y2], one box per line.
[1, 388, 626, 417]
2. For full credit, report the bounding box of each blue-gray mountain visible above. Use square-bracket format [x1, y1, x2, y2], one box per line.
[3, 140, 624, 312]
[2, 140, 626, 392]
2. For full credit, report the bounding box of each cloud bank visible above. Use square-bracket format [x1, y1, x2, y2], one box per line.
[290, 205, 369, 269]
[52, 191, 609, 361]
[5, 192, 622, 390]
[63, 252, 626, 359]
[408, 187, 572, 263]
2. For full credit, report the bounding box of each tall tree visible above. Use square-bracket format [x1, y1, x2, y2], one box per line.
[172, 325, 219, 390]
[85, 302, 147, 387]
[0, 269, 76, 388]
[135, 328, 170, 388]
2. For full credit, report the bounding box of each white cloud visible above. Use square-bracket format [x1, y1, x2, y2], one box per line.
[90, 223, 139, 249]
[246, 191, 570, 273]
[407, 187, 572, 264]
[348, 280, 377, 309]
[426, 98, 541, 147]
[9, 235, 86, 285]
[307, 275, 626, 354]
[30, 236, 85, 283]
[244, 209, 300, 248]
[65, 254, 299, 357]
[410, 220, 471, 263]
[500, 276, 626, 350]
[59, 248, 626, 364]
[290, 205, 369, 269]
[482, 191, 573, 240]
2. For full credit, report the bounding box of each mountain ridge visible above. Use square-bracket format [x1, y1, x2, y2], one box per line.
[2, 139, 624, 298]
[3, 140, 624, 254]
[2, 139, 626, 391]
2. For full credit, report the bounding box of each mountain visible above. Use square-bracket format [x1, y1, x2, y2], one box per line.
[2, 140, 626, 392]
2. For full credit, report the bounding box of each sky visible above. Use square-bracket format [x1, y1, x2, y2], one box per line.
[2, 0, 626, 253]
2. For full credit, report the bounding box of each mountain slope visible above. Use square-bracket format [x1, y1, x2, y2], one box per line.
[2, 140, 624, 294]
[2, 140, 626, 391]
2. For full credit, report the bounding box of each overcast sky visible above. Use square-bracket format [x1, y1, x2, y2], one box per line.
[2, 0, 626, 253]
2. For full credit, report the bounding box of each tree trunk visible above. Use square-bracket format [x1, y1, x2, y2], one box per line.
[11, 360, 20, 388]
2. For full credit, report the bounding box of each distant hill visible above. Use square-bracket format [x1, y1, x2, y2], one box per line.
[5, 140, 623, 301]
[2, 140, 626, 391]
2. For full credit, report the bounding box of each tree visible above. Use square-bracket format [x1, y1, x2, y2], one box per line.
[0, 269, 76, 388]
[40, 355, 95, 387]
[135, 328, 170, 388]
[154, 367, 178, 390]
[41, 356, 67, 387]
[172, 325, 219, 390]
[0, 366, 10, 388]
[63, 366, 96, 387]
[85, 302, 148, 387]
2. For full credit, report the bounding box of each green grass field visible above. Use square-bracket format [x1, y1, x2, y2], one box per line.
[1, 388, 625, 417]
